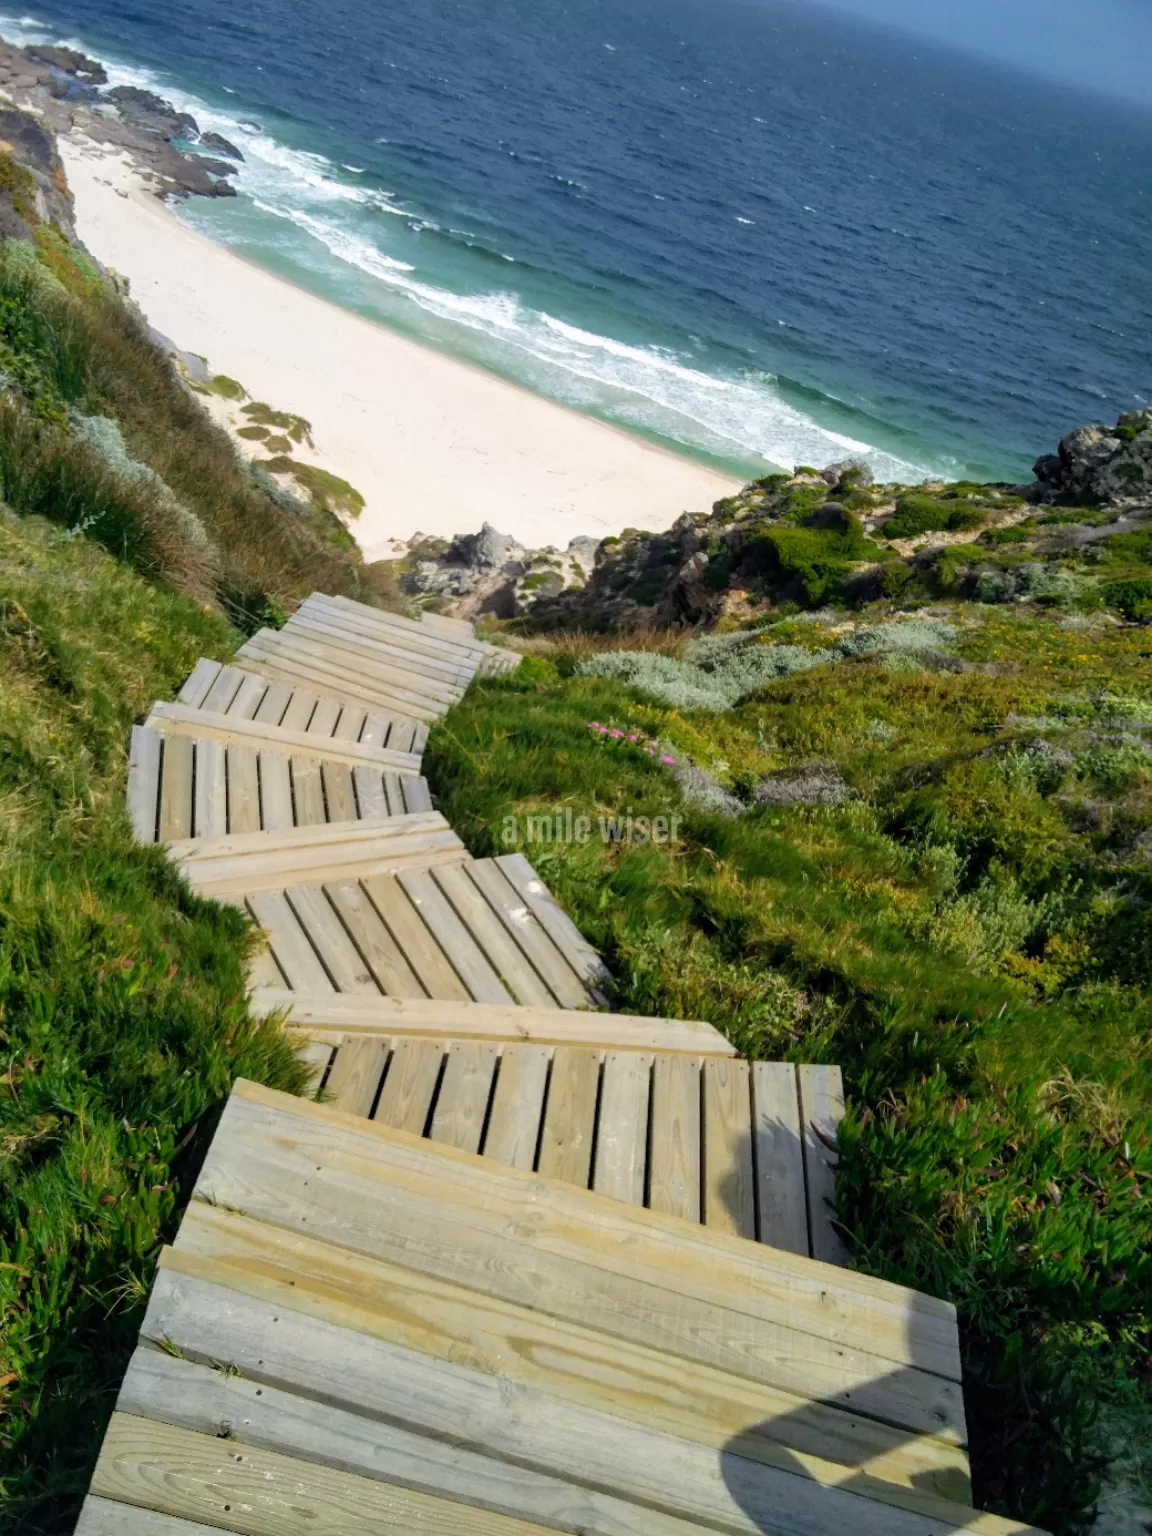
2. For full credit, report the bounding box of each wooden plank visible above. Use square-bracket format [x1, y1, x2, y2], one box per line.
[285, 887, 379, 994]
[495, 853, 612, 996]
[800, 1063, 849, 1266]
[228, 1081, 959, 1368]
[593, 1051, 650, 1205]
[251, 679, 293, 726]
[352, 764, 388, 819]
[169, 1212, 974, 1503]
[93, 1414, 554, 1536]
[321, 760, 357, 823]
[306, 695, 341, 738]
[702, 1057, 755, 1240]
[294, 1038, 333, 1095]
[200, 662, 243, 713]
[290, 755, 325, 826]
[76, 1495, 225, 1535]
[257, 750, 293, 831]
[287, 607, 472, 686]
[373, 1038, 444, 1134]
[126, 724, 161, 842]
[252, 988, 736, 1055]
[279, 686, 319, 731]
[313, 593, 485, 663]
[752, 1062, 808, 1256]
[483, 1044, 551, 1169]
[157, 733, 194, 843]
[400, 773, 432, 813]
[192, 738, 226, 839]
[324, 1037, 389, 1116]
[245, 892, 333, 994]
[136, 1278, 1015, 1534]
[275, 619, 465, 705]
[537, 1046, 600, 1187]
[247, 946, 286, 989]
[431, 863, 555, 1007]
[364, 873, 472, 1002]
[359, 709, 393, 748]
[324, 881, 425, 997]
[428, 1041, 499, 1153]
[198, 1089, 967, 1439]
[648, 1054, 702, 1224]
[465, 861, 590, 1009]
[176, 656, 221, 709]
[145, 702, 421, 773]
[229, 673, 267, 720]
[381, 771, 405, 816]
[182, 833, 466, 900]
[225, 744, 260, 834]
[332, 704, 368, 742]
[398, 868, 514, 1005]
[231, 646, 428, 725]
[240, 633, 444, 721]
[303, 597, 479, 670]
[386, 718, 418, 754]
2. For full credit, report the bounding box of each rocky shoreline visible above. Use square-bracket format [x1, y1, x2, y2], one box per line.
[0, 37, 239, 200]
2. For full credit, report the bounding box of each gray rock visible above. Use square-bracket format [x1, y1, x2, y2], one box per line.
[103, 85, 199, 143]
[754, 761, 850, 807]
[23, 44, 106, 83]
[821, 457, 875, 489]
[200, 131, 244, 161]
[1033, 411, 1152, 505]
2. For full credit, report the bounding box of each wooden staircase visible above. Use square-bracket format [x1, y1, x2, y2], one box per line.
[79, 594, 1045, 1534]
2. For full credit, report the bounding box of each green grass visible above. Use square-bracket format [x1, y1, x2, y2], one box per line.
[426, 615, 1152, 1533]
[0, 510, 307, 1533]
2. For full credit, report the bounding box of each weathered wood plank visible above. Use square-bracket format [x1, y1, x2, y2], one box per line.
[176, 657, 221, 709]
[752, 1062, 808, 1256]
[331, 704, 368, 743]
[352, 764, 388, 819]
[126, 725, 162, 843]
[400, 773, 433, 812]
[176, 827, 467, 899]
[226, 744, 261, 834]
[93, 1414, 554, 1536]
[398, 868, 514, 1005]
[279, 686, 319, 731]
[251, 679, 293, 726]
[799, 1064, 849, 1266]
[324, 1037, 388, 1116]
[252, 989, 736, 1057]
[432, 863, 555, 1007]
[483, 1043, 551, 1169]
[364, 872, 472, 1002]
[320, 760, 357, 824]
[495, 853, 612, 997]
[702, 1057, 755, 1240]
[285, 887, 378, 993]
[536, 1046, 601, 1188]
[245, 892, 333, 994]
[306, 696, 341, 738]
[146, 702, 421, 773]
[373, 1038, 444, 1135]
[294, 600, 478, 678]
[169, 1211, 973, 1503]
[157, 733, 194, 843]
[257, 750, 294, 831]
[427, 1041, 499, 1153]
[465, 861, 590, 1009]
[648, 1054, 702, 1224]
[239, 632, 444, 721]
[200, 663, 244, 714]
[289, 755, 326, 827]
[229, 673, 267, 720]
[192, 738, 226, 839]
[284, 610, 469, 696]
[294, 1038, 333, 1095]
[75, 1495, 225, 1535]
[593, 1051, 651, 1205]
[323, 881, 425, 997]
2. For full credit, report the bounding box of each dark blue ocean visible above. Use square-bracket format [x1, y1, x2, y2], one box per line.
[6, 0, 1152, 481]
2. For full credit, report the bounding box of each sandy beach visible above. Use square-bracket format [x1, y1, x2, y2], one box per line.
[59, 135, 739, 559]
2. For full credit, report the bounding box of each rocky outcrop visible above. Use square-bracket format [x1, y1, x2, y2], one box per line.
[1033, 410, 1152, 505]
[23, 44, 106, 85]
[0, 104, 75, 237]
[397, 523, 597, 620]
[200, 130, 243, 161]
[102, 86, 199, 143]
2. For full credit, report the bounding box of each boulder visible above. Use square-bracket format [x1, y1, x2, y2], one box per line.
[1033, 411, 1152, 505]
[103, 85, 199, 142]
[23, 44, 107, 83]
[821, 456, 875, 489]
[200, 131, 244, 161]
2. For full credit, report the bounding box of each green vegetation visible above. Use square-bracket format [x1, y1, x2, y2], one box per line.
[429, 607, 1152, 1532]
[241, 400, 313, 446]
[259, 455, 366, 518]
[0, 511, 306, 1532]
[207, 373, 245, 400]
[880, 491, 991, 540]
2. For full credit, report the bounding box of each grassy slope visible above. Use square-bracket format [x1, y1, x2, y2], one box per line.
[427, 609, 1152, 1533]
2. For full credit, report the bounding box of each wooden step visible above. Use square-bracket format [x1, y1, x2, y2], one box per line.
[168, 813, 467, 898]
[246, 857, 611, 1010]
[237, 630, 445, 722]
[290, 600, 478, 683]
[285, 1030, 841, 1258]
[311, 592, 487, 662]
[196, 1084, 965, 1438]
[256, 988, 734, 1055]
[277, 613, 470, 704]
[128, 726, 431, 845]
[176, 655, 428, 754]
[146, 702, 422, 773]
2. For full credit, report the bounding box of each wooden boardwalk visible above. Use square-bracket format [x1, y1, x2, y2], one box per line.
[82, 594, 1043, 1534]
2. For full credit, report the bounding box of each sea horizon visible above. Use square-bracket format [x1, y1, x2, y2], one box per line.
[5, 0, 1151, 488]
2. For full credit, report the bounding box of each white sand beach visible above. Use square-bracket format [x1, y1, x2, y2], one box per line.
[59, 135, 739, 559]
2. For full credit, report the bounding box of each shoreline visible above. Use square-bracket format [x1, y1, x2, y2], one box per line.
[59, 133, 741, 558]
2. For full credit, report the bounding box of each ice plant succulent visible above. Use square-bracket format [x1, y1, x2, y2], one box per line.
[586, 721, 676, 764]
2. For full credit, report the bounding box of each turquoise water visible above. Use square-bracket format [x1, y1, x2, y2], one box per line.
[6, 0, 1152, 483]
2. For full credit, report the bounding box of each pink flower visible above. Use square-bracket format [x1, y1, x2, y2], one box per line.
[662, 755, 675, 764]
[610, 729, 624, 738]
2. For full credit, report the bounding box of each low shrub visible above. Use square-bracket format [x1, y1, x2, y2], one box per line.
[1102, 578, 1152, 621]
